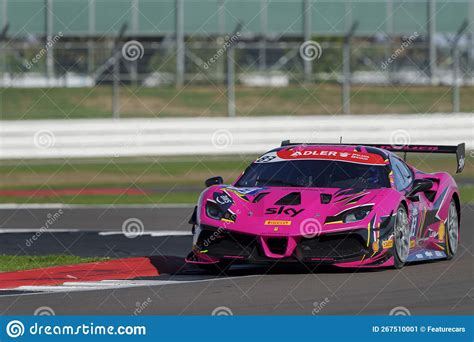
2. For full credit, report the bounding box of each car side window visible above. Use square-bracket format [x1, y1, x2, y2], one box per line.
[390, 156, 414, 191]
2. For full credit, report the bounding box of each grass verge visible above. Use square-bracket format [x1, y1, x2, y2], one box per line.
[0, 154, 472, 204]
[1, 84, 473, 120]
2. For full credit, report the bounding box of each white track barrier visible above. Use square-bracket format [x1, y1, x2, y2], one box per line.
[0, 114, 472, 159]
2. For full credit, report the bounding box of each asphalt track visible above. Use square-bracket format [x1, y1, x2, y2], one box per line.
[0, 205, 472, 315]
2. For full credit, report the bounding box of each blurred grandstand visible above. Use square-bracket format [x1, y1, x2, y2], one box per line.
[1, 1, 473, 92]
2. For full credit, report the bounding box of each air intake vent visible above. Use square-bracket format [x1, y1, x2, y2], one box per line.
[275, 192, 301, 205]
[320, 193, 332, 204]
[253, 192, 269, 203]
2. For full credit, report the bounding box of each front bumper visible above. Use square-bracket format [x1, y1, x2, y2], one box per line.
[186, 223, 394, 267]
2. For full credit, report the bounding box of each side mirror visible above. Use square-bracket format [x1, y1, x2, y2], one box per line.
[408, 179, 433, 197]
[205, 176, 223, 187]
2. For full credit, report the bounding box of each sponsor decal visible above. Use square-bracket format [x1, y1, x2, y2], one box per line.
[459, 155, 465, 171]
[409, 205, 419, 237]
[226, 187, 265, 195]
[276, 148, 386, 165]
[410, 240, 415, 248]
[213, 191, 234, 211]
[265, 206, 304, 217]
[221, 210, 237, 223]
[438, 221, 445, 241]
[264, 220, 292, 226]
[372, 241, 379, 253]
[382, 239, 393, 249]
[416, 253, 423, 259]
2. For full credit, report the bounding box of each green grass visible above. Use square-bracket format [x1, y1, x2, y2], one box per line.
[0, 255, 109, 273]
[1, 85, 473, 120]
[1, 154, 473, 204]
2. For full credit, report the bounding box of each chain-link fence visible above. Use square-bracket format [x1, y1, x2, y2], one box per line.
[1, 40, 473, 83]
[1, 38, 473, 118]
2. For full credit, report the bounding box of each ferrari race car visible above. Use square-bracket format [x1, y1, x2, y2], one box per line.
[186, 141, 465, 272]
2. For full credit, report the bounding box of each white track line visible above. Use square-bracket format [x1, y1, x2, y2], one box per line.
[0, 203, 195, 209]
[0, 228, 81, 233]
[0, 229, 191, 237]
[98, 231, 191, 237]
[0, 275, 262, 297]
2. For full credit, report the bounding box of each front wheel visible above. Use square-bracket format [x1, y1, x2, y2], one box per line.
[393, 205, 410, 269]
[445, 199, 459, 260]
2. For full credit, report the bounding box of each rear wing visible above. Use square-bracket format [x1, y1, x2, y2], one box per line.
[280, 140, 466, 173]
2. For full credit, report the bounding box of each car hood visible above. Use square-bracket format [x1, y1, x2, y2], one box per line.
[198, 185, 401, 236]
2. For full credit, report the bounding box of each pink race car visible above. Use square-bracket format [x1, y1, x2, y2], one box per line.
[186, 141, 465, 273]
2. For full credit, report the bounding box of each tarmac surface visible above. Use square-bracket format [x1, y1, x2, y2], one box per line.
[0, 204, 472, 315]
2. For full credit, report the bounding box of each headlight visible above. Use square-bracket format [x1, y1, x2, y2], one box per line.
[343, 206, 372, 223]
[206, 201, 223, 220]
[325, 205, 373, 225]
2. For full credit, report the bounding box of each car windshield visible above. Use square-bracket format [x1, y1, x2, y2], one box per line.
[235, 160, 390, 189]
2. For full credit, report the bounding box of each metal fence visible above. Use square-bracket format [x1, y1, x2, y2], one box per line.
[1, 38, 473, 115]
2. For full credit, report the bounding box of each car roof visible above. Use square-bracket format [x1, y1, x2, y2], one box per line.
[271, 143, 391, 158]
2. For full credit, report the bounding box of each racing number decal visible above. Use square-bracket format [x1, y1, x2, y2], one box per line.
[256, 155, 276, 163]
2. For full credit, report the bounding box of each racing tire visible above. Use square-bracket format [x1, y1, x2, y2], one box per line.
[198, 260, 233, 275]
[393, 205, 410, 269]
[445, 199, 459, 260]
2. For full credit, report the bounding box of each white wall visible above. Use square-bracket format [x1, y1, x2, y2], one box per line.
[1, 114, 472, 159]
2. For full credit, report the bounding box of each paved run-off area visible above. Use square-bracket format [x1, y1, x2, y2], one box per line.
[0, 205, 472, 315]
